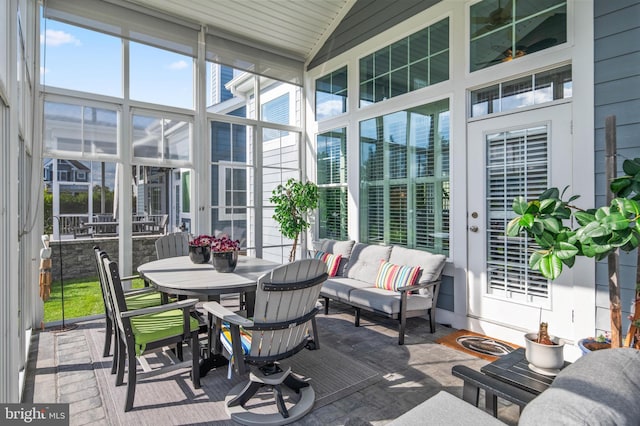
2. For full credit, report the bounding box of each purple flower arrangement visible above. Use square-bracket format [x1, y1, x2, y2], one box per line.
[211, 235, 241, 252]
[189, 234, 214, 248]
[189, 234, 240, 252]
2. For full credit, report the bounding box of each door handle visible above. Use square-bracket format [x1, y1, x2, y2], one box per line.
[469, 226, 478, 232]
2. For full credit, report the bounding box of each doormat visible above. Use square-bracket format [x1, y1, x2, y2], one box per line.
[436, 329, 519, 362]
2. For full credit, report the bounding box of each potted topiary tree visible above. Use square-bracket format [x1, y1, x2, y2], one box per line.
[507, 157, 640, 350]
[270, 178, 319, 262]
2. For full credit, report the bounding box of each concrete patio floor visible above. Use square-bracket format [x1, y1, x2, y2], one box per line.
[23, 301, 520, 425]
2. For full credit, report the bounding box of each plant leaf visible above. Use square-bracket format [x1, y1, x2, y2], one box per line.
[555, 241, 579, 259]
[512, 197, 528, 215]
[539, 253, 562, 280]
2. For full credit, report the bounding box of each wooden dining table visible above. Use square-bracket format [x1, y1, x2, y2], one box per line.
[137, 255, 280, 376]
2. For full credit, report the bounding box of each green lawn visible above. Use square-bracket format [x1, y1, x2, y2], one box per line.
[44, 276, 146, 323]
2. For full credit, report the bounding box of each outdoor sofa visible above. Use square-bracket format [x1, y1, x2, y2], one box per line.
[314, 239, 446, 344]
[388, 347, 640, 425]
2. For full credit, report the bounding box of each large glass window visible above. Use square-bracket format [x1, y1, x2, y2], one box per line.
[470, 0, 567, 72]
[210, 121, 252, 250]
[360, 18, 449, 107]
[359, 99, 449, 254]
[317, 128, 348, 240]
[132, 112, 191, 163]
[206, 62, 246, 117]
[130, 42, 194, 109]
[43, 101, 118, 157]
[315, 67, 347, 121]
[470, 65, 571, 117]
[40, 20, 122, 97]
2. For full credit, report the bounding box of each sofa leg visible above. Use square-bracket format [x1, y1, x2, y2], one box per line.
[354, 308, 360, 327]
[429, 308, 436, 333]
[398, 318, 406, 345]
[323, 297, 330, 315]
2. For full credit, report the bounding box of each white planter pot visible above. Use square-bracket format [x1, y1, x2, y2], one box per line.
[524, 332, 566, 376]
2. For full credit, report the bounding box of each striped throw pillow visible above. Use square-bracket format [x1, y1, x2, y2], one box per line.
[314, 251, 342, 277]
[374, 260, 421, 292]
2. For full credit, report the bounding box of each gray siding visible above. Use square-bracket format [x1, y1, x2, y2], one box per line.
[308, 0, 441, 71]
[593, 0, 640, 335]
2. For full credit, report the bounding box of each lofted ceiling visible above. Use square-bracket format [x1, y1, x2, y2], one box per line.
[121, 0, 357, 62]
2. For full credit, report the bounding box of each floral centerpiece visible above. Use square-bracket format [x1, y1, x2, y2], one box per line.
[210, 234, 241, 272]
[211, 235, 241, 252]
[188, 234, 214, 264]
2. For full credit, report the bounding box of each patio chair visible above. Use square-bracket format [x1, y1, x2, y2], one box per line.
[93, 246, 165, 360]
[202, 258, 327, 425]
[102, 257, 201, 412]
[155, 232, 189, 259]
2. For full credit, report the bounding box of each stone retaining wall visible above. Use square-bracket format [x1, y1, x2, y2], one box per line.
[48, 236, 159, 280]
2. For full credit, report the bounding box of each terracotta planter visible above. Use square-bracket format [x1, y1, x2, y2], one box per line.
[524, 332, 565, 376]
[212, 250, 238, 272]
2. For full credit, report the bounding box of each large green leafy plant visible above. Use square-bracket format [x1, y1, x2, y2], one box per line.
[507, 158, 640, 347]
[270, 178, 319, 262]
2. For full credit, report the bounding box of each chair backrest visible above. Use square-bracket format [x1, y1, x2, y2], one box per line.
[102, 257, 131, 335]
[155, 232, 189, 259]
[93, 246, 113, 317]
[249, 258, 327, 361]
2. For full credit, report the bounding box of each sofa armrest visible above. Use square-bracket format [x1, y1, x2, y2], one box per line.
[397, 280, 439, 293]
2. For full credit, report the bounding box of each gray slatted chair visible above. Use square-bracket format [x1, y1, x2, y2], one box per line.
[202, 258, 327, 426]
[155, 232, 189, 259]
[102, 257, 201, 412]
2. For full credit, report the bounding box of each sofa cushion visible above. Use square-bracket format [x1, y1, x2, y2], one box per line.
[345, 243, 392, 283]
[321, 276, 372, 300]
[314, 239, 355, 276]
[313, 239, 355, 257]
[314, 251, 342, 277]
[388, 391, 504, 426]
[348, 288, 432, 314]
[519, 347, 640, 426]
[389, 246, 446, 285]
[374, 260, 421, 291]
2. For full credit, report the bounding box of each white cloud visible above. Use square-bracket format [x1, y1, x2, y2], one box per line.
[168, 60, 188, 70]
[40, 66, 48, 75]
[41, 29, 81, 47]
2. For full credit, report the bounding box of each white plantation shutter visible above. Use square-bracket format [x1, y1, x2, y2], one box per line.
[486, 126, 549, 300]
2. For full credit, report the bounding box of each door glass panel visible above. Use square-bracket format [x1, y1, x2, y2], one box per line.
[486, 126, 549, 300]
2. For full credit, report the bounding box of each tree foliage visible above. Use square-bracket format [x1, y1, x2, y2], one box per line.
[506, 157, 640, 281]
[270, 178, 319, 262]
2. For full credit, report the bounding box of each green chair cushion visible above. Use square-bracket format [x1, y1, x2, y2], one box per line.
[131, 309, 199, 355]
[124, 291, 164, 310]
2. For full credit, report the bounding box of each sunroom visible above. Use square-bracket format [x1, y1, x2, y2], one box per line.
[3, 0, 639, 416]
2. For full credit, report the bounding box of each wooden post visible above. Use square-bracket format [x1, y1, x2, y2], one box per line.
[605, 115, 622, 348]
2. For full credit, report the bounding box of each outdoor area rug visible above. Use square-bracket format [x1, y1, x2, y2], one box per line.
[436, 329, 519, 362]
[84, 322, 382, 424]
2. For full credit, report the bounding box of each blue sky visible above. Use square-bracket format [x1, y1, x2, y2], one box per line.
[41, 18, 194, 109]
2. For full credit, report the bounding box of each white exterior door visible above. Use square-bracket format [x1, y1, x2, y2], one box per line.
[467, 102, 576, 342]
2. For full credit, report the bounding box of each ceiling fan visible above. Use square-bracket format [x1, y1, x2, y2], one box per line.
[471, 0, 513, 37]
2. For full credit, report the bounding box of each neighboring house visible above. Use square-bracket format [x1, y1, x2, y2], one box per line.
[2, 0, 639, 404]
[43, 159, 90, 192]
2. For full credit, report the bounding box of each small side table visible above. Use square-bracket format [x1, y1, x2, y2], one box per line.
[481, 348, 571, 395]
[452, 348, 571, 418]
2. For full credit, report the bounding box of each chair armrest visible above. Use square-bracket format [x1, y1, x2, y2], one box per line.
[452, 365, 536, 409]
[121, 298, 198, 318]
[201, 301, 254, 327]
[397, 280, 439, 293]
